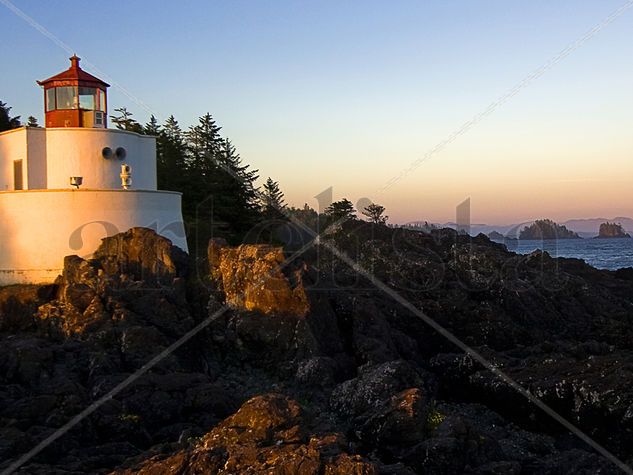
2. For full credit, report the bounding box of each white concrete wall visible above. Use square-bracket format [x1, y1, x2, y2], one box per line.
[0, 127, 157, 191]
[0, 189, 187, 285]
[0, 128, 27, 191]
[43, 128, 157, 190]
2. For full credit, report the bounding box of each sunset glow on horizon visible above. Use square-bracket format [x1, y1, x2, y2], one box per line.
[2, 0, 632, 225]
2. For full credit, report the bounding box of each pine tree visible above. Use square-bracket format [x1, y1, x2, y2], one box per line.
[180, 113, 260, 238]
[0, 101, 21, 132]
[26, 116, 40, 127]
[143, 115, 160, 135]
[261, 177, 286, 220]
[361, 203, 388, 224]
[216, 138, 260, 230]
[324, 198, 356, 222]
[287, 203, 319, 231]
[185, 113, 223, 174]
[157, 115, 187, 193]
[183, 113, 224, 223]
[110, 107, 143, 133]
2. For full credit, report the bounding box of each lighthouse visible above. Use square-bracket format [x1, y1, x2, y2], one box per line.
[37, 54, 109, 129]
[0, 56, 187, 285]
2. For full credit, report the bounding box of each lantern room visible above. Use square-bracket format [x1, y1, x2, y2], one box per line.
[37, 55, 109, 128]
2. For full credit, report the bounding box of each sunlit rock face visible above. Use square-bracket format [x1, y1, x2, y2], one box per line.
[113, 393, 378, 475]
[208, 239, 309, 317]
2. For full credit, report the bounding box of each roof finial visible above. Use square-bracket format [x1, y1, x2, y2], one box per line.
[69, 54, 80, 69]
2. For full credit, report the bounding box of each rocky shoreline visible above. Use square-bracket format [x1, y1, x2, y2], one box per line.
[1, 224, 633, 474]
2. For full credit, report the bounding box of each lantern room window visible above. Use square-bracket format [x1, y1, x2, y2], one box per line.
[46, 88, 55, 111]
[79, 87, 95, 110]
[45, 86, 107, 111]
[97, 88, 106, 112]
[55, 86, 78, 109]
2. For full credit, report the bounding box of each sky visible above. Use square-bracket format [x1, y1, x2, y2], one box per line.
[1, 0, 632, 225]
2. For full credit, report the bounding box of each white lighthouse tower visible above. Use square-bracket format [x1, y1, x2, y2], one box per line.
[0, 56, 187, 285]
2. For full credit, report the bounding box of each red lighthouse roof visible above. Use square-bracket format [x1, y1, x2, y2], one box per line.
[37, 55, 110, 88]
[38, 56, 109, 128]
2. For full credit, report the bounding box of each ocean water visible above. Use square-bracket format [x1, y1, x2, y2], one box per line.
[492, 238, 633, 271]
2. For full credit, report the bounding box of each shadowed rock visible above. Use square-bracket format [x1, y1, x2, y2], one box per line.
[94, 227, 189, 285]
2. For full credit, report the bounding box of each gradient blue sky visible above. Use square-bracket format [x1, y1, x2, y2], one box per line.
[2, 1, 632, 224]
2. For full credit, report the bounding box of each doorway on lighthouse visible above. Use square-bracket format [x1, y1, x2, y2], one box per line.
[13, 160, 23, 190]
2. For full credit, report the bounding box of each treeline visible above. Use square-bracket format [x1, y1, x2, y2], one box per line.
[3, 100, 391, 250]
[110, 108, 390, 242]
[109, 107, 287, 249]
[0, 101, 39, 131]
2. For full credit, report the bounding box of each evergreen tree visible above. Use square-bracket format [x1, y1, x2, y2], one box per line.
[143, 115, 160, 135]
[183, 113, 225, 221]
[324, 198, 356, 222]
[260, 177, 286, 219]
[217, 137, 260, 230]
[142, 110, 265, 245]
[0, 101, 21, 132]
[287, 203, 319, 230]
[26, 116, 40, 127]
[156, 115, 187, 193]
[361, 203, 388, 224]
[110, 107, 143, 133]
[181, 113, 260, 237]
[185, 113, 223, 173]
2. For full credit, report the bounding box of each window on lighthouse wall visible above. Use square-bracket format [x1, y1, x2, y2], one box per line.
[97, 88, 106, 112]
[56, 86, 78, 109]
[46, 88, 56, 111]
[79, 87, 95, 110]
[13, 160, 23, 191]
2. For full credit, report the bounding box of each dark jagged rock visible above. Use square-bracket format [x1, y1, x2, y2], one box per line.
[36, 228, 193, 339]
[0, 284, 55, 332]
[330, 360, 428, 417]
[93, 227, 189, 285]
[2, 223, 633, 474]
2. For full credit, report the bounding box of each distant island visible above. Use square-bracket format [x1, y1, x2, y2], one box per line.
[488, 231, 517, 241]
[519, 219, 581, 240]
[597, 222, 631, 239]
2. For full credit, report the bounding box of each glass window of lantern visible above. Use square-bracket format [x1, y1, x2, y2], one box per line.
[97, 89, 106, 112]
[46, 88, 56, 111]
[55, 86, 78, 109]
[78, 87, 96, 110]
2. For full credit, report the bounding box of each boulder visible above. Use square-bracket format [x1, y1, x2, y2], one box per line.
[358, 388, 429, 448]
[94, 227, 188, 286]
[35, 228, 192, 339]
[208, 240, 309, 317]
[113, 394, 378, 475]
[330, 360, 427, 417]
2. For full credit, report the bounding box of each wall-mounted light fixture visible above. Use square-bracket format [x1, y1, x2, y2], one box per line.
[70, 176, 83, 189]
